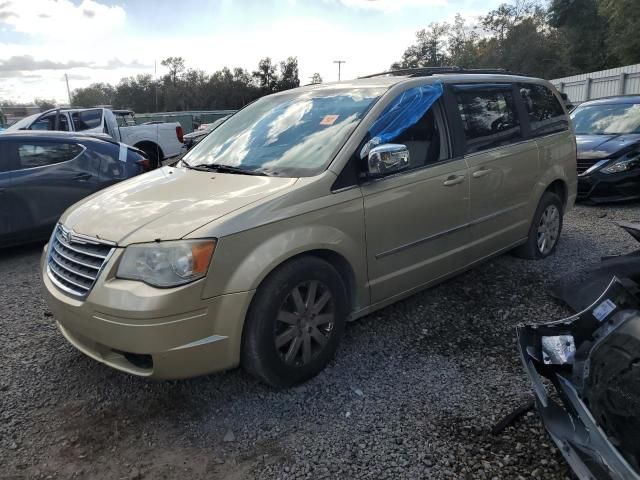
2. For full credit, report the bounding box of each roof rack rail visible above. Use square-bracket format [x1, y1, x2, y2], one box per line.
[359, 67, 528, 79]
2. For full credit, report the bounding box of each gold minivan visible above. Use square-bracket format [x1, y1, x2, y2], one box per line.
[42, 69, 577, 386]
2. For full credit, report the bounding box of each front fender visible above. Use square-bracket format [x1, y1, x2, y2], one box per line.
[201, 203, 369, 311]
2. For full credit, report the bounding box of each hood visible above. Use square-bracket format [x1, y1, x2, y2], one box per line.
[576, 134, 640, 160]
[61, 166, 298, 245]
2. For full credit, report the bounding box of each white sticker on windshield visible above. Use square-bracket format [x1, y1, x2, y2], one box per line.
[593, 298, 616, 321]
[118, 142, 127, 163]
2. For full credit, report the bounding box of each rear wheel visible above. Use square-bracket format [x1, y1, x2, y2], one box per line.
[241, 256, 348, 387]
[514, 191, 563, 259]
[139, 145, 161, 170]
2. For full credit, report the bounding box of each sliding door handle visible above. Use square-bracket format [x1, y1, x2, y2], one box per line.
[443, 175, 466, 186]
[472, 167, 492, 178]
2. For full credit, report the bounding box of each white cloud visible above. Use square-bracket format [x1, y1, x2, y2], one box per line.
[0, 0, 125, 37]
[331, 0, 447, 11]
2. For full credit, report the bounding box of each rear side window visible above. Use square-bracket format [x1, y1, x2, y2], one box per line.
[520, 84, 568, 136]
[71, 109, 103, 131]
[17, 142, 84, 169]
[30, 113, 69, 132]
[454, 86, 522, 154]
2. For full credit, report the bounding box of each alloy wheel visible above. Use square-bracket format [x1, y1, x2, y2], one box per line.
[274, 280, 335, 366]
[537, 204, 560, 255]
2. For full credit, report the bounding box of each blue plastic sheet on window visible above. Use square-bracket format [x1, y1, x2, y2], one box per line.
[362, 82, 443, 158]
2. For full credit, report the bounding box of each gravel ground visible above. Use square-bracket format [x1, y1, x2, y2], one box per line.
[1, 203, 639, 480]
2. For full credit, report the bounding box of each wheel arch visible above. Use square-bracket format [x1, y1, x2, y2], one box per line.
[133, 141, 164, 164]
[545, 178, 568, 208]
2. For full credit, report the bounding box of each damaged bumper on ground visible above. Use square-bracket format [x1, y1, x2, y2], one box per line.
[519, 221, 640, 479]
[518, 277, 640, 480]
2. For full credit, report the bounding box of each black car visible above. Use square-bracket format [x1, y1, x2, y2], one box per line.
[572, 95, 640, 202]
[181, 116, 229, 152]
[0, 131, 148, 247]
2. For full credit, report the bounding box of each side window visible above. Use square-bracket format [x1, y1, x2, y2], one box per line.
[520, 83, 568, 136]
[72, 109, 103, 131]
[454, 86, 522, 154]
[17, 142, 83, 170]
[383, 104, 448, 170]
[364, 84, 448, 172]
[30, 113, 69, 131]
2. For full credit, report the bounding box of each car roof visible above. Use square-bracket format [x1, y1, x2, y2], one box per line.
[578, 95, 640, 106]
[0, 130, 115, 144]
[293, 70, 548, 94]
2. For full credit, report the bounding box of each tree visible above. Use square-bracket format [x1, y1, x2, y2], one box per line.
[34, 98, 57, 110]
[599, 0, 640, 65]
[549, 0, 613, 73]
[252, 57, 278, 93]
[392, 22, 450, 69]
[112, 74, 157, 112]
[71, 83, 116, 107]
[277, 57, 300, 91]
[448, 14, 480, 67]
[310, 73, 322, 84]
[161, 56, 185, 85]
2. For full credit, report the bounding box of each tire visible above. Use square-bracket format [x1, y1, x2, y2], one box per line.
[514, 191, 563, 259]
[241, 256, 348, 388]
[139, 145, 161, 170]
[584, 316, 640, 471]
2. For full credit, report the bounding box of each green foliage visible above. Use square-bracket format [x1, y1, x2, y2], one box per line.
[70, 82, 115, 108]
[33, 98, 57, 110]
[69, 56, 300, 113]
[599, 0, 640, 65]
[393, 0, 637, 79]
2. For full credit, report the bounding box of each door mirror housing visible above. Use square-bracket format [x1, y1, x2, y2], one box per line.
[367, 144, 410, 177]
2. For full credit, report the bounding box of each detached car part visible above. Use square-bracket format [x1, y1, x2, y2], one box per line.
[550, 221, 640, 312]
[518, 277, 640, 480]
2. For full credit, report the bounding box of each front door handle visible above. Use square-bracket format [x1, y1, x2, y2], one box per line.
[73, 173, 92, 181]
[472, 167, 492, 178]
[443, 175, 466, 186]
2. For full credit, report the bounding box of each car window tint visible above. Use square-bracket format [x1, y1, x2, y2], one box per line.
[17, 142, 83, 169]
[30, 113, 70, 131]
[72, 109, 103, 131]
[520, 84, 568, 136]
[0, 141, 10, 172]
[371, 102, 448, 171]
[455, 87, 522, 154]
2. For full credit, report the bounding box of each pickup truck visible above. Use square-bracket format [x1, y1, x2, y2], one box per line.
[5, 107, 184, 168]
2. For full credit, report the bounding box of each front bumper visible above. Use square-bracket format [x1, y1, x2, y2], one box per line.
[577, 169, 640, 203]
[517, 278, 640, 480]
[41, 246, 255, 379]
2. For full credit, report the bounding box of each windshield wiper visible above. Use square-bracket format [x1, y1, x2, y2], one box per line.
[183, 162, 268, 176]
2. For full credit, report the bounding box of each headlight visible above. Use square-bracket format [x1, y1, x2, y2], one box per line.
[117, 239, 216, 287]
[602, 156, 640, 174]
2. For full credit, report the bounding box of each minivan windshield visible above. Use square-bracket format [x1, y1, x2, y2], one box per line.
[571, 103, 640, 135]
[181, 87, 386, 177]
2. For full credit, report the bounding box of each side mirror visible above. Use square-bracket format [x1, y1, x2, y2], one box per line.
[367, 143, 410, 177]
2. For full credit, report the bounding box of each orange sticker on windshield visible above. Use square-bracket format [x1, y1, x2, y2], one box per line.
[320, 115, 339, 126]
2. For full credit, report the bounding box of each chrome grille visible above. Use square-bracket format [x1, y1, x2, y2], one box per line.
[577, 159, 598, 175]
[47, 225, 114, 297]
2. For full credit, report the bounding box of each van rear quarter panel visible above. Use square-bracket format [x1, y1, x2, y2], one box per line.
[197, 181, 370, 311]
[534, 130, 577, 212]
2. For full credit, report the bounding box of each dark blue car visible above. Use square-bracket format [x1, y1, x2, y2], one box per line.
[0, 131, 148, 247]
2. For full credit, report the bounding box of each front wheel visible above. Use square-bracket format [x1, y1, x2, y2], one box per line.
[241, 256, 348, 387]
[514, 191, 563, 259]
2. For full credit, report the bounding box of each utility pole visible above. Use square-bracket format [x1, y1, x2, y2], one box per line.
[333, 60, 346, 81]
[64, 73, 72, 105]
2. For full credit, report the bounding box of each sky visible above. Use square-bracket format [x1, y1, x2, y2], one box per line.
[0, 0, 506, 104]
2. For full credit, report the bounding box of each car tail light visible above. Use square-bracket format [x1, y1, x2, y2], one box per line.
[176, 126, 184, 143]
[136, 158, 151, 172]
